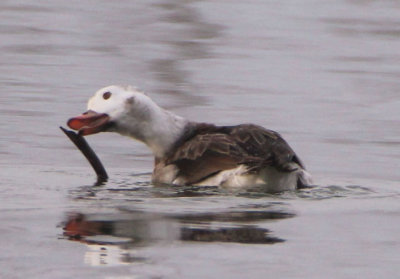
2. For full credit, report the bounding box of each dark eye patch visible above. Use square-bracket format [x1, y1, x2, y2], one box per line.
[103, 91, 112, 100]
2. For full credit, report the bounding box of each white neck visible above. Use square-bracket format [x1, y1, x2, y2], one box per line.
[116, 105, 188, 158]
[143, 110, 188, 158]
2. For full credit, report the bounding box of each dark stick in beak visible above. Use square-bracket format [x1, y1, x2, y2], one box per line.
[60, 126, 108, 185]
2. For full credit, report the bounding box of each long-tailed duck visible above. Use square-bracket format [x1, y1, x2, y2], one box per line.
[67, 85, 312, 192]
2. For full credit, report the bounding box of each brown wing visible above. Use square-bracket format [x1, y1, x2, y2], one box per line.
[167, 133, 263, 184]
[227, 124, 305, 171]
[166, 123, 305, 185]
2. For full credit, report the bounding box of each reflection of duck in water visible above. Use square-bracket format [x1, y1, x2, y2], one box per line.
[62, 210, 289, 266]
[63, 211, 291, 245]
[68, 85, 312, 192]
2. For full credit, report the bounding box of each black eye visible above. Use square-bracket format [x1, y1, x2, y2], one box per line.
[103, 92, 111, 100]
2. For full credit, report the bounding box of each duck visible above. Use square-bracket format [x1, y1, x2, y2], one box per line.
[67, 85, 312, 192]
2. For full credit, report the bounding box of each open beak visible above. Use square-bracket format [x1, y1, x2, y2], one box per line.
[67, 110, 110, 136]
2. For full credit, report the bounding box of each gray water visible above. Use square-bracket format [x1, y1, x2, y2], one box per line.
[1, 0, 399, 278]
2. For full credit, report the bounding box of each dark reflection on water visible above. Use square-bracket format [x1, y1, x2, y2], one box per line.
[323, 17, 400, 39]
[61, 205, 292, 265]
[63, 208, 292, 246]
[149, 0, 223, 107]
